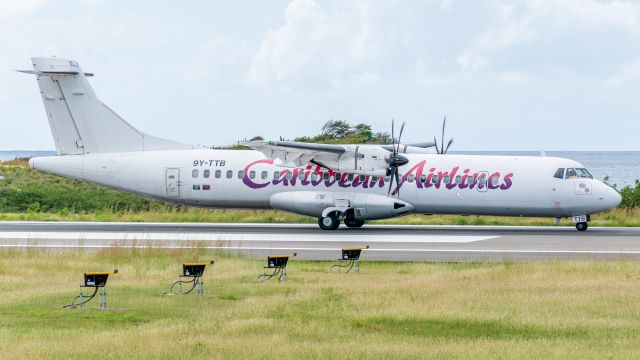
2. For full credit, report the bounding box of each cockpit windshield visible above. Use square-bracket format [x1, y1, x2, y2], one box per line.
[575, 168, 593, 179]
[560, 167, 593, 179]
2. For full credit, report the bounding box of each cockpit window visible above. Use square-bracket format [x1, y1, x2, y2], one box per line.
[565, 168, 578, 179]
[575, 168, 593, 179]
[553, 168, 564, 179]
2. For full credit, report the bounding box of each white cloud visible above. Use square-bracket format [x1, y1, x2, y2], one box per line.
[245, 0, 382, 88]
[606, 57, 640, 88]
[0, 0, 45, 18]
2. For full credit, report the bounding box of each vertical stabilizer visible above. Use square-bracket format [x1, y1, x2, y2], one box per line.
[23, 57, 192, 155]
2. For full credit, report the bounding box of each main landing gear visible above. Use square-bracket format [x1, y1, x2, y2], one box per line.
[318, 211, 366, 230]
[344, 219, 365, 228]
[318, 213, 340, 230]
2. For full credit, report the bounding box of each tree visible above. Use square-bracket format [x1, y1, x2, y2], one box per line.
[321, 120, 352, 139]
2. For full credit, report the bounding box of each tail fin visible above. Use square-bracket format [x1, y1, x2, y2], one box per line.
[20, 57, 191, 155]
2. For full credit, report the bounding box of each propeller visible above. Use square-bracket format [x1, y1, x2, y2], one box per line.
[433, 116, 454, 154]
[387, 119, 409, 196]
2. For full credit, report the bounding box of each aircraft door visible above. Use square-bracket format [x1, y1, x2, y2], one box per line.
[166, 168, 180, 197]
[476, 171, 489, 192]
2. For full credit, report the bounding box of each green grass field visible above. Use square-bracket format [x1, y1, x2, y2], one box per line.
[2, 248, 640, 359]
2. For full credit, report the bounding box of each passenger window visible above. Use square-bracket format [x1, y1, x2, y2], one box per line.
[490, 176, 499, 187]
[215, 170, 221, 178]
[298, 172, 305, 180]
[285, 172, 293, 180]
[372, 176, 378, 182]
[226, 170, 233, 179]
[466, 176, 474, 185]
[565, 168, 578, 179]
[261, 171, 268, 180]
[455, 175, 462, 184]
[192, 169, 198, 178]
[203, 169, 210, 178]
[479, 174, 487, 184]
[432, 175, 439, 184]
[274, 171, 280, 179]
[311, 173, 318, 181]
[323, 173, 330, 180]
[553, 168, 564, 179]
[443, 175, 450, 184]
[359, 175, 366, 182]
[249, 171, 256, 179]
[420, 174, 427, 183]
[238, 170, 244, 179]
[408, 174, 415, 183]
[384, 176, 391, 182]
[347, 174, 354, 181]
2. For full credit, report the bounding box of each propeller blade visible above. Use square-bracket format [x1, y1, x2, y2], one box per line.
[441, 116, 446, 154]
[433, 136, 440, 154]
[391, 119, 396, 156]
[387, 168, 395, 195]
[394, 167, 401, 196]
[397, 122, 405, 154]
[444, 138, 454, 154]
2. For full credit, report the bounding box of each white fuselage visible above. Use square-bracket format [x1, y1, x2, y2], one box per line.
[29, 149, 622, 219]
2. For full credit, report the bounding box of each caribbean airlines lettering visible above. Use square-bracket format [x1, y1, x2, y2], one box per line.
[242, 159, 514, 194]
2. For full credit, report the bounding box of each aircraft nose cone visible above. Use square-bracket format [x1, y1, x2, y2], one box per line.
[610, 188, 622, 208]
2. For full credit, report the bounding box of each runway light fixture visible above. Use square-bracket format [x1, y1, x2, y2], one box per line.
[257, 253, 297, 282]
[63, 269, 118, 309]
[328, 246, 369, 273]
[166, 261, 214, 296]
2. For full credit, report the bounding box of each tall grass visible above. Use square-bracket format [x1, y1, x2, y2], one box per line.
[2, 249, 640, 359]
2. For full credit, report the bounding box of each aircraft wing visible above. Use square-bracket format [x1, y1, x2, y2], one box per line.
[241, 140, 347, 168]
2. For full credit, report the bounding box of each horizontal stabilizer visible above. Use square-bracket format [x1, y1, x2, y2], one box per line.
[17, 69, 94, 77]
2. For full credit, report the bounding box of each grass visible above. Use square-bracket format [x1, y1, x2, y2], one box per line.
[1, 158, 639, 226]
[2, 249, 640, 359]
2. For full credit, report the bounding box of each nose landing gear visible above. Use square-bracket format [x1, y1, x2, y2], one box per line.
[573, 215, 590, 232]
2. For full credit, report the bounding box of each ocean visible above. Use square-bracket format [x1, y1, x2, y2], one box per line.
[1, 150, 638, 188]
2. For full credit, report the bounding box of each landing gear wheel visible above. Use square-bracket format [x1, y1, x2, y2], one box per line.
[318, 213, 340, 230]
[576, 222, 588, 232]
[344, 219, 365, 228]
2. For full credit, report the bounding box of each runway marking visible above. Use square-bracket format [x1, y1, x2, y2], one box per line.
[2, 243, 640, 255]
[0, 232, 498, 243]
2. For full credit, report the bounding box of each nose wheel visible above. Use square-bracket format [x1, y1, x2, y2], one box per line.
[576, 222, 588, 231]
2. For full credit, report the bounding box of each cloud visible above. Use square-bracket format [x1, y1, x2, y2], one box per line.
[0, 0, 45, 18]
[606, 57, 640, 88]
[246, 0, 382, 88]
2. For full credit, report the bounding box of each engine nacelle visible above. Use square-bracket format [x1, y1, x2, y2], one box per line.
[317, 145, 389, 176]
[270, 191, 415, 220]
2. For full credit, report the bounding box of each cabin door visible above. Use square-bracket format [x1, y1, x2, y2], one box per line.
[166, 168, 180, 197]
[476, 171, 489, 192]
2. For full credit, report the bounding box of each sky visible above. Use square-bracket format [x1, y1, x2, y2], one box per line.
[1, 0, 639, 151]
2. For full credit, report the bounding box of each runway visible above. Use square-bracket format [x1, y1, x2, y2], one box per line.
[0, 221, 639, 261]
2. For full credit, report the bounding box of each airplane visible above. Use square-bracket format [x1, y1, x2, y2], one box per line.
[19, 57, 621, 231]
